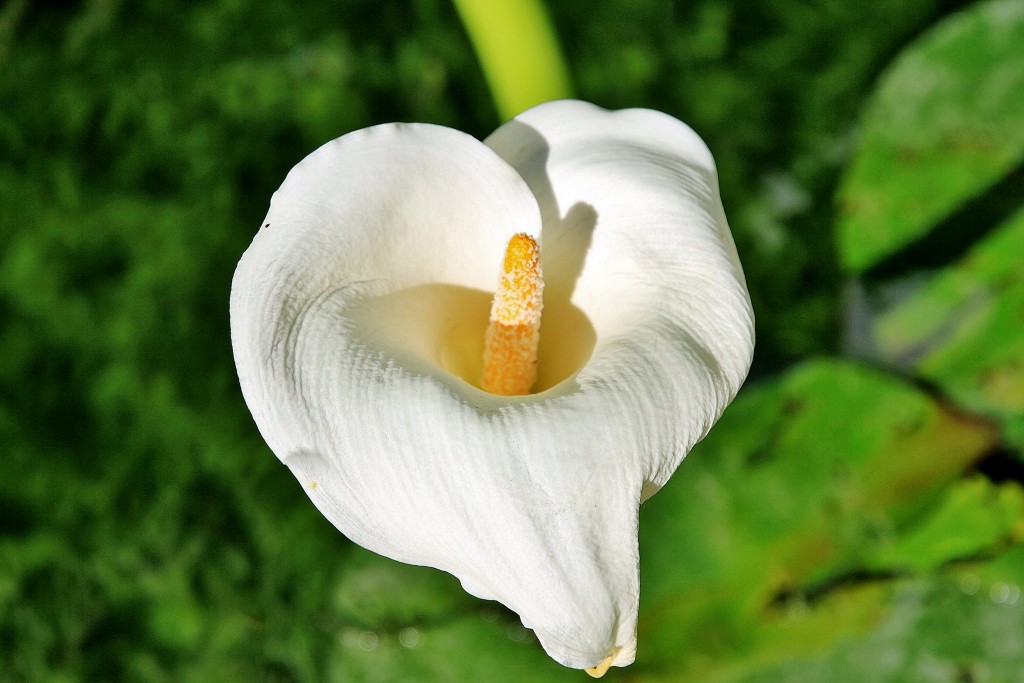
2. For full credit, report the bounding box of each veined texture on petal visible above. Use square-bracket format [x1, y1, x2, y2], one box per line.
[230, 101, 754, 672]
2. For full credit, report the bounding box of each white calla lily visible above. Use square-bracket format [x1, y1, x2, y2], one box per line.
[230, 100, 754, 674]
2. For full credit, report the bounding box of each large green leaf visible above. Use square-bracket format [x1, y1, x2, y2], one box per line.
[868, 476, 1024, 573]
[873, 206, 1024, 449]
[717, 563, 1024, 683]
[837, 0, 1024, 273]
[635, 359, 1018, 681]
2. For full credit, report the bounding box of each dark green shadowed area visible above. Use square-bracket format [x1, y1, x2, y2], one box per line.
[1, 0, 1022, 681]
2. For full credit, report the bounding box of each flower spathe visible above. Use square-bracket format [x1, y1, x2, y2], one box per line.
[230, 100, 754, 673]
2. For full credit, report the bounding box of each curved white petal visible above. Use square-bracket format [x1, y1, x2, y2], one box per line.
[487, 100, 755, 491]
[231, 104, 754, 672]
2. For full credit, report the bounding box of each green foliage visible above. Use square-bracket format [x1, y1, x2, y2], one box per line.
[1, 0, 1022, 681]
[837, 0, 1024, 273]
[636, 359, 1017, 682]
[870, 477, 1024, 573]
[873, 207, 1024, 449]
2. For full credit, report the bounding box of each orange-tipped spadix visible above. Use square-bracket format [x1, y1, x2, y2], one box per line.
[481, 233, 543, 395]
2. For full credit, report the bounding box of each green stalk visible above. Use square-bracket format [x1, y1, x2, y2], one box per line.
[451, 0, 573, 121]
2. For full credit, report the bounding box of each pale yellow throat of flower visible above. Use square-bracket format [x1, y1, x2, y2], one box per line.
[481, 233, 543, 396]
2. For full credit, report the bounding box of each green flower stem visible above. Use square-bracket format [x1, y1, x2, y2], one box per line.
[451, 0, 573, 121]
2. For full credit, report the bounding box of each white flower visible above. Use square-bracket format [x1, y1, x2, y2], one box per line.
[230, 100, 754, 675]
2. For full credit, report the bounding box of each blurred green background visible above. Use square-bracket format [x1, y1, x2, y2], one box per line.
[2, 0, 1023, 680]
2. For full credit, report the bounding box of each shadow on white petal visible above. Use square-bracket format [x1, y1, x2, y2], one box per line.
[542, 201, 598, 304]
[486, 121, 600, 303]
[347, 283, 596, 395]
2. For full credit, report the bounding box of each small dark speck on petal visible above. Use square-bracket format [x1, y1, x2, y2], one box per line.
[264, 223, 270, 228]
